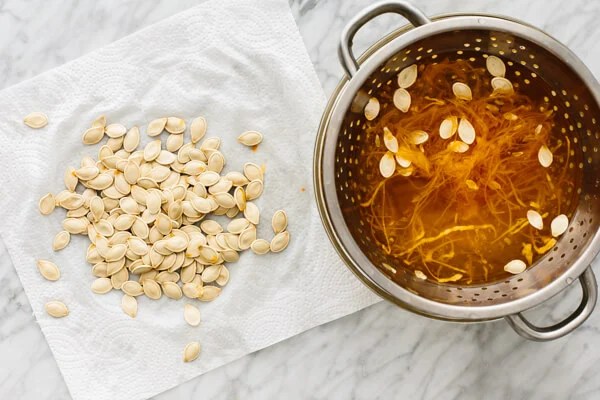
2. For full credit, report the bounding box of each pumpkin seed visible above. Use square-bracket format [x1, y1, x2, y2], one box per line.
[270, 231, 290, 253]
[491, 77, 514, 94]
[52, 231, 70, 251]
[184, 304, 201, 326]
[147, 118, 167, 137]
[551, 214, 569, 237]
[183, 341, 201, 362]
[167, 133, 184, 152]
[123, 126, 140, 152]
[45, 301, 69, 318]
[144, 140, 162, 161]
[199, 286, 221, 301]
[272, 210, 288, 233]
[410, 130, 429, 145]
[486, 55, 506, 77]
[527, 210, 544, 230]
[452, 82, 472, 100]
[251, 239, 270, 255]
[91, 277, 113, 294]
[190, 117, 207, 143]
[64, 167, 78, 192]
[379, 152, 395, 178]
[162, 281, 183, 299]
[39, 193, 56, 215]
[245, 180, 263, 200]
[538, 145, 553, 167]
[457, 118, 475, 145]
[122, 280, 144, 296]
[244, 202, 260, 225]
[82, 126, 105, 144]
[393, 89, 411, 112]
[243, 162, 263, 181]
[383, 127, 398, 153]
[105, 123, 127, 138]
[121, 295, 137, 318]
[143, 279, 162, 299]
[37, 259, 60, 281]
[182, 282, 202, 298]
[24, 112, 48, 128]
[238, 130, 263, 147]
[165, 117, 186, 134]
[397, 64, 417, 88]
[364, 97, 380, 120]
[504, 259, 527, 274]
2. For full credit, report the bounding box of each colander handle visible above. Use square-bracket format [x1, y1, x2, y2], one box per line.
[505, 267, 598, 341]
[339, 0, 431, 78]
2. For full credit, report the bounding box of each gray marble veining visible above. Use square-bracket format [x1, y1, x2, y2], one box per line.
[1, 0, 600, 399]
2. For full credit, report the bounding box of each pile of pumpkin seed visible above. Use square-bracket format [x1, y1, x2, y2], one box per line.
[33, 113, 290, 362]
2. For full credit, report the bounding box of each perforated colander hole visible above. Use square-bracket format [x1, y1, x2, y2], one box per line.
[561, 253, 566, 259]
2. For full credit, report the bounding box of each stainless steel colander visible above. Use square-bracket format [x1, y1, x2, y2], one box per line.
[314, 0, 600, 340]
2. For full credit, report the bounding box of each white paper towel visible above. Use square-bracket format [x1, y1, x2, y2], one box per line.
[0, 0, 379, 399]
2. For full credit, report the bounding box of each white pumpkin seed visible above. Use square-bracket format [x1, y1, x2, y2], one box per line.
[243, 162, 263, 181]
[105, 123, 127, 138]
[457, 119, 475, 145]
[251, 239, 270, 254]
[167, 133, 184, 152]
[393, 89, 411, 112]
[190, 117, 207, 143]
[491, 77, 514, 94]
[123, 126, 140, 152]
[24, 112, 48, 128]
[440, 117, 458, 139]
[143, 279, 162, 299]
[37, 259, 60, 281]
[45, 301, 69, 318]
[397, 64, 417, 88]
[82, 126, 105, 144]
[238, 130, 263, 147]
[244, 202, 260, 225]
[144, 140, 162, 161]
[364, 97, 380, 120]
[270, 231, 290, 253]
[272, 210, 288, 233]
[162, 281, 183, 299]
[383, 127, 398, 153]
[452, 82, 472, 100]
[379, 152, 395, 178]
[64, 167, 78, 192]
[121, 295, 137, 318]
[52, 231, 70, 251]
[410, 130, 429, 145]
[122, 280, 144, 296]
[551, 214, 569, 237]
[527, 210, 544, 230]
[199, 286, 221, 301]
[147, 118, 167, 137]
[504, 259, 527, 274]
[245, 180, 263, 200]
[91, 278, 112, 294]
[486, 55, 506, 77]
[165, 117, 186, 134]
[538, 145, 553, 167]
[39, 193, 55, 215]
[183, 341, 201, 362]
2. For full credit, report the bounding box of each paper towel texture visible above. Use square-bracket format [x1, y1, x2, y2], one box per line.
[0, 0, 379, 399]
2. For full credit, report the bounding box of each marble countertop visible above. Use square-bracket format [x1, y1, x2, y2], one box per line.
[2, 0, 600, 399]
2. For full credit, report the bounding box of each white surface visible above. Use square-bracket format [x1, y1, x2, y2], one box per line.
[2, 0, 600, 399]
[0, 0, 377, 399]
